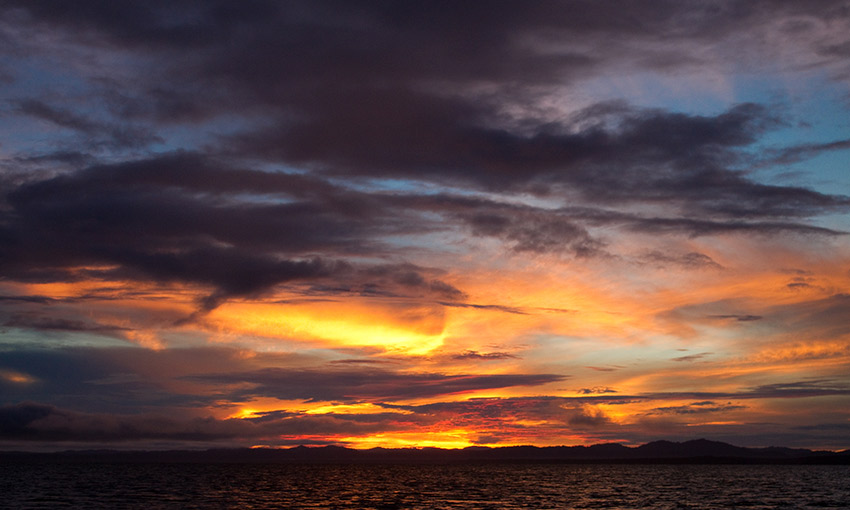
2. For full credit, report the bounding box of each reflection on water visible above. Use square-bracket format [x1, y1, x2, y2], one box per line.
[2, 463, 849, 509]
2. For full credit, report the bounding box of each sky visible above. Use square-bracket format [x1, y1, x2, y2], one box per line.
[1, 0, 850, 452]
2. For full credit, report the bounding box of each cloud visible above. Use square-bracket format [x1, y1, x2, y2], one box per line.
[451, 350, 519, 361]
[671, 352, 713, 362]
[0, 295, 54, 304]
[0, 402, 402, 445]
[2, 315, 130, 334]
[577, 387, 617, 395]
[1, 1, 847, 308]
[12, 99, 162, 150]
[707, 314, 763, 322]
[0, 402, 245, 442]
[648, 379, 850, 401]
[0, 347, 281, 413]
[647, 401, 747, 415]
[0, 154, 470, 310]
[1, 0, 849, 451]
[641, 251, 724, 269]
[187, 368, 566, 402]
[766, 294, 850, 340]
[763, 138, 850, 166]
[383, 396, 621, 437]
[4, 1, 847, 223]
[438, 302, 528, 315]
[585, 366, 623, 372]
[0, 347, 565, 414]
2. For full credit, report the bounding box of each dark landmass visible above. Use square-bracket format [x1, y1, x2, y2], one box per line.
[3, 439, 850, 465]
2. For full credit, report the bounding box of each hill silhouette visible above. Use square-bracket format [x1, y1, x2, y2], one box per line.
[3, 439, 849, 464]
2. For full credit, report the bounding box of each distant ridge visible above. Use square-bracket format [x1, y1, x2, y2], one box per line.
[3, 439, 849, 464]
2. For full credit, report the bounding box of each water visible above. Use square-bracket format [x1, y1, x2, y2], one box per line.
[1, 463, 848, 509]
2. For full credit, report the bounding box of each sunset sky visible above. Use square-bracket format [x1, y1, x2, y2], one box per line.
[2, 1, 850, 451]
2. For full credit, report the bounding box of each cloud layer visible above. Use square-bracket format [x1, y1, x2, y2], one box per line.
[1, 0, 850, 450]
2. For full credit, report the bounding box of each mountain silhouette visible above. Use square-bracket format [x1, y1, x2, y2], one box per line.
[2, 439, 848, 464]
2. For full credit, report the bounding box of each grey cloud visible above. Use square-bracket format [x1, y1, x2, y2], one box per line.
[2, 315, 131, 334]
[386, 396, 620, 433]
[186, 368, 566, 402]
[438, 302, 528, 315]
[13, 99, 162, 150]
[641, 251, 724, 269]
[0, 295, 54, 304]
[659, 299, 768, 332]
[328, 359, 396, 365]
[0, 0, 849, 451]
[647, 401, 747, 415]
[707, 314, 763, 322]
[763, 138, 850, 166]
[648, 379, 850, 401]
[0, 402, 245, 442]
[0, 154, 468, 310]
[671, 352, 713, 362]
[0, 347, 284, 414]
[767, 294, 850, 340]
[0, 1, 847, 307]
[464, 209, 604, 255]
[0, 402, 402, 444]
[577, 387, 617, 395]
[3, 1, 846, 224]
[451, 350, 519, 361]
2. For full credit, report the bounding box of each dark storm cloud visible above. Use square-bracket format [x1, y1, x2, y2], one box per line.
[0, 153, 466, 309]
[234, 98, 805, 207]
[0, 0, 846, 307]
[3, 0, 847, 221]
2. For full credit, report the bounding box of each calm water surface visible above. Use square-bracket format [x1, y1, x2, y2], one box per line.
[2, 463, 848, 509]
